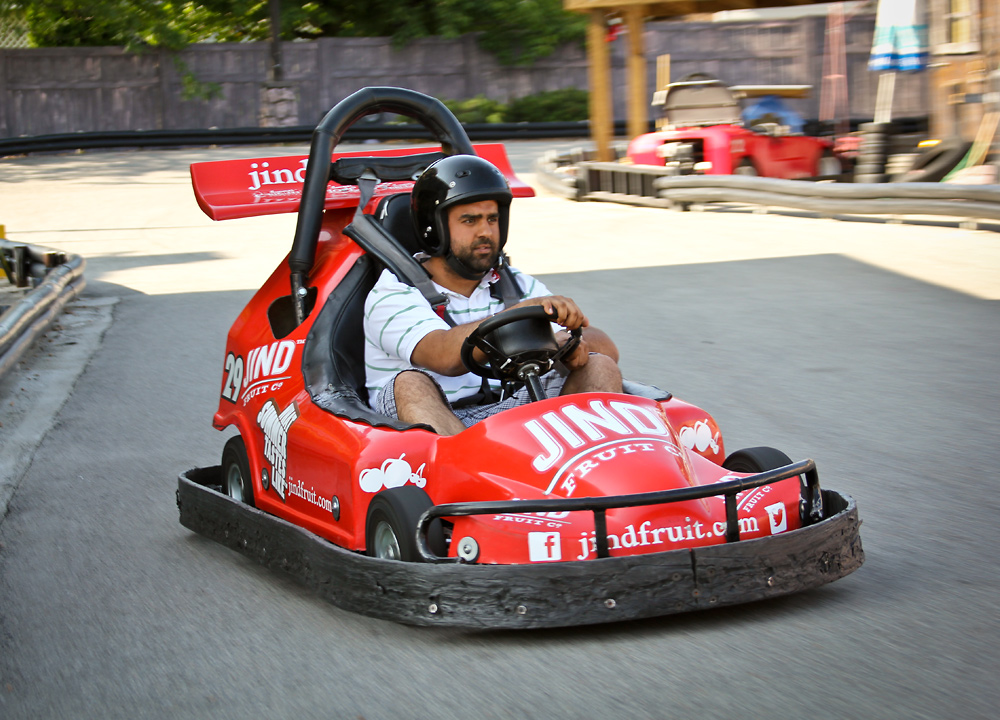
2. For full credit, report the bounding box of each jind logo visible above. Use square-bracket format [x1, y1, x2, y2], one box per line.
[247, 159, 308, 190]
[522, 399, 676, 496]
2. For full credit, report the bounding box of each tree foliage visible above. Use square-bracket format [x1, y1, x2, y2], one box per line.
[2, 0, 586, 64]
[7, 1, 186, 51]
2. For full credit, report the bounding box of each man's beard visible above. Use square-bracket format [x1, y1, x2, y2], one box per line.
[453, 239, 499, 275]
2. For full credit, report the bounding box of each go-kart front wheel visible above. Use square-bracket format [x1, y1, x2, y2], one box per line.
[723, 446, 793, 474]
[221, 435, 255, 507]
[723, 446, 824, 527]
[365, 486, 445, 562]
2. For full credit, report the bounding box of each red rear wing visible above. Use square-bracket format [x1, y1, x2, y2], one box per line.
[191, 143, 534, 221]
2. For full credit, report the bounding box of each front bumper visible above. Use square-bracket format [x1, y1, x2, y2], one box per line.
[177, 466, 863, 629]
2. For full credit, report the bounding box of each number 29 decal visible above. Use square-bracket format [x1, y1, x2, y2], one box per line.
[221, 352, 244, 403]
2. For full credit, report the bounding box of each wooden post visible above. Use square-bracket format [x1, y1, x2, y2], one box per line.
[587, 10, 614, 161]
[874, 71, 896, 124]
[625, 5, 648, 140]
[655, 53, 670, 129]
[656, 54, 671, 90]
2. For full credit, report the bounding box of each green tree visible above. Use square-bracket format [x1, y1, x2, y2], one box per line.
[292, 0, 586, 64]
[10, 1, 181, 50]
[447, 0, 587, 65]
[2, 0, 585, 64]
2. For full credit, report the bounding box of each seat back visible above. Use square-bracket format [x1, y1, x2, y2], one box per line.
[657, 77, 741, 128]
[375, 192, 422, 256]
[301, 192, 423, 429]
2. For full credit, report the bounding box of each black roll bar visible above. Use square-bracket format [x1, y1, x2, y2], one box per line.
[287, 87, 476, 324]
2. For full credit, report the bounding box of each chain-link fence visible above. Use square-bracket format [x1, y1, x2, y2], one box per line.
[0, 15, 29, 48]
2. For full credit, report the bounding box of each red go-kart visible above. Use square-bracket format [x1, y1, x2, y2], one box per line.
[626, 74, 842, 179]
[177, 87, 863, 628]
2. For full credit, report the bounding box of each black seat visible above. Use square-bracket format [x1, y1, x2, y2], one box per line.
[374, 192, 422, 256]
[301, 192, 426, 429]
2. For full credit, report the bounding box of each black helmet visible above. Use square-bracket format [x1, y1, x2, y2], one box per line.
[411, 155, 513, 258]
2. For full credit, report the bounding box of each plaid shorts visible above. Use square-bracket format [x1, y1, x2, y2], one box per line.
[374, 369, 568, 428]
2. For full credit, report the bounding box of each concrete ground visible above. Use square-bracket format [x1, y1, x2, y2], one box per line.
[2, 142, 996, 519]
[0, 141, 998, 719]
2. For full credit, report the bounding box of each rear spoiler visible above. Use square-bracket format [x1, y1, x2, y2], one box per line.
[191, 142, 534, 221]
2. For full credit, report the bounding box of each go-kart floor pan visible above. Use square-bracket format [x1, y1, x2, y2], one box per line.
[177, 466, 863, 629]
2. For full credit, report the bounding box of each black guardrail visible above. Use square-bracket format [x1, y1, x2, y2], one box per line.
[0, 117, 929, 158]
[0, 121, 602, 157]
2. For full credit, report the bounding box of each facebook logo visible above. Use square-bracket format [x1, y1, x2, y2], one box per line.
[528, 532, 562, 562]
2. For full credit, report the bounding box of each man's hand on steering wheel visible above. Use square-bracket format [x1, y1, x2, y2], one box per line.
[555, 330, 591, 371]
[511, 295, 591, 371]
[512, 295, 589, 332]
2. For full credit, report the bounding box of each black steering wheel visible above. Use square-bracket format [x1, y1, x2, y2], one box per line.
[461, 306, 582, 402]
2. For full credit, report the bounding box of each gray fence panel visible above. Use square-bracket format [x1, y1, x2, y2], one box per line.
[2, 47, 163, 135]
[0, 15, 926, 138]
[163, 43, 270, 130]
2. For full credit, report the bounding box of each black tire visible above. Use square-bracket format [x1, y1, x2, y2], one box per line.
[854, 164, 886, 175]
[733, 159, 759, 177]
[892, 138, 972, 183]
[859, 134, 886, 148]
[817, 151, 843, 177]
[365, 486, 445, 561]
[856, 149, 886, 163]
[221, 435, 255, 507]
[723, 446, 793, 474]
[859, 122, 891, 134]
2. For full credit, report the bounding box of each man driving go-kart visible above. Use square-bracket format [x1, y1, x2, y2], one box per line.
[180, 87, 862, 627]
[364, 155, 622, 435]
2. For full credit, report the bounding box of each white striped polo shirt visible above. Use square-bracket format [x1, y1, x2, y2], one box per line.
[363, 265, 550, 408]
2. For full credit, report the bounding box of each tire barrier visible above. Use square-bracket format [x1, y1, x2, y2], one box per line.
[854, 121, 891, 183]
[533, 147, 631, 201]
[0, 239, 86, 380]
[534, 151, 1000, 225]
[534, 148, 590, 199]
[652, 175, 1000, 222]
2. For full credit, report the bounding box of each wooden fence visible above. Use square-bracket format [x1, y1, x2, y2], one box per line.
[0, 15, 927, 138]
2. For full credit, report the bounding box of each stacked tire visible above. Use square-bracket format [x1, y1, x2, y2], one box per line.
[853, 121, 891, 183]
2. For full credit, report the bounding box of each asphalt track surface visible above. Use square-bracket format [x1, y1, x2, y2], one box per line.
[1, 140, 998, 719]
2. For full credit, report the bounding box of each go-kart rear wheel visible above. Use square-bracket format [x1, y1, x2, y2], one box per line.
[365, 486, 445, 562]
[818, 151, 843, 178]
[723, 446, 792, 473]
[221, 435, 255, 507]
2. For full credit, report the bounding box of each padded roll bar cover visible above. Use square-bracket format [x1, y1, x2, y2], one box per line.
[288, 87, 476, 278]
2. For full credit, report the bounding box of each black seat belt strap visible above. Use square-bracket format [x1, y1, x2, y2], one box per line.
[491, 254, 523, 309]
